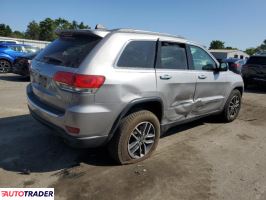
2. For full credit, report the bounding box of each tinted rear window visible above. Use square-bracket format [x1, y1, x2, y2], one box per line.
[117, 41, 156, 68]
[158, 42, 188, 70]
[35, 36, 101, 68]
[246, 56, 266, 65]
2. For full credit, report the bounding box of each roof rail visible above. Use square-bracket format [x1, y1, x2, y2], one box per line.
[111, 28, 186, 39]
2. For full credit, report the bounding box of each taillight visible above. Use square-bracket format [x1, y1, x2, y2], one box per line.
[53, 71, 105, 93]
[65, 126, 80, 134]
[232, 63, 241, 68]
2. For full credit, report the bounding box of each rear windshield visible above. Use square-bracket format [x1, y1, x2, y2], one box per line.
[246, 56, 266, 65]
[35, 36, 101, 68]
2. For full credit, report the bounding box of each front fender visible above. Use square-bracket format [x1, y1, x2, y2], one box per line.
[0, 53, 15, 63]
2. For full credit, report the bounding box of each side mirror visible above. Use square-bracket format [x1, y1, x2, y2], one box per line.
[219, 62, 228, 71]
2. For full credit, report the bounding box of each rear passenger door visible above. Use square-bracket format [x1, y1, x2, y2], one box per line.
[188, 45, 229, 116]
[155, 41, 197, 123]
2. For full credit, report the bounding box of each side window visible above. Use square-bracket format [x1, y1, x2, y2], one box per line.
[158, 42, 188, 70]
[189, 46, 217, 70]
[10, 46, 23, 52]
[117, 41, 156, 68]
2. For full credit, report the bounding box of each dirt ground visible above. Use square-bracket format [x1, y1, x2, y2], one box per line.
[0, 73, 266, 200]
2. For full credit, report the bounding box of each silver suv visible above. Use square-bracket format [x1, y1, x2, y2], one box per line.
[27, 28, 243, 164]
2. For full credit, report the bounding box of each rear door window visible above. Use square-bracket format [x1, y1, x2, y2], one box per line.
[157, 42, 188, 70]
[117, 41, 156, 68]
[35, 36, 101, 68]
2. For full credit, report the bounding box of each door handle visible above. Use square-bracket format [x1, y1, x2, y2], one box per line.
[198, 74, 207, 79]
[160, 74, 172, 80]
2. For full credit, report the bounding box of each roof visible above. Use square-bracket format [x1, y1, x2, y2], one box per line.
[57, 28, 186, 40]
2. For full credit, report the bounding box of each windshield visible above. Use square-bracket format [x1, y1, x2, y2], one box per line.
[35, 36, 101, 68]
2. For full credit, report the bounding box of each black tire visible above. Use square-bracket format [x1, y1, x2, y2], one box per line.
[0, 59, 11, 73]
[108, 110, 160, 164]
[221, 89, 242, 122]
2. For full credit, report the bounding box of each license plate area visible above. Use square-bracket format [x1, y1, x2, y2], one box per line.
[31, 70, 48, 88]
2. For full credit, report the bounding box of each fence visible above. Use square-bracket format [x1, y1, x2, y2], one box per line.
[0, 36, 50, 49]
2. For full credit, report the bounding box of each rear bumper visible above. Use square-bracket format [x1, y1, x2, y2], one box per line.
[26, 84, 114, 148]
[29, 108, 108, 148]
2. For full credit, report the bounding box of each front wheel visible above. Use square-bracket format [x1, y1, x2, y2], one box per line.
[221, 90, 242, 122]
[108, 110, 160, 164]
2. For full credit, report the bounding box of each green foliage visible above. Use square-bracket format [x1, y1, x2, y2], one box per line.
[25, 20, 40, 40]
[39, 18, 57, 41]
[0, 24, 12, 36]
[244, 48, 257, 56]
[209, 40, 238, 50]
[209, 40, 225, 49]
[12, 30, 25, 38]
[0, 18, 90, 41]
[244, 40, 266, 55]
[257, 39, 266, 51]
[225, 46, 238, 50]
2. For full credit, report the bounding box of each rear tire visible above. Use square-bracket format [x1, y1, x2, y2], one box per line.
[0, 59, 11, 73]
[108, 110, 160, 164]
[221, 89, 242, 122]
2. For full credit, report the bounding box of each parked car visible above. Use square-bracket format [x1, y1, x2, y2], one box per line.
[0, 43, 39, 73]
[222, 58, 246, 74]
[12, 50, 40, 78]
[27, 28, 244, 164]
[242, 55, 266, 88]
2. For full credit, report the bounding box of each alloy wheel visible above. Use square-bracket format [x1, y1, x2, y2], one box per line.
[127, 121, 156, 159]
[228, 95, 240, 118]
[0, 60, 11, 73]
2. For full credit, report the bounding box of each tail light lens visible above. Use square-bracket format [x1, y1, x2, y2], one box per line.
[65, 126, 80, 134]
[53, 71, 105, 93]
[232, 63, 241, 68]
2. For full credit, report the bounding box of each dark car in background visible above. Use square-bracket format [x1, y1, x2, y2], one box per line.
[12, 51, 40, 78]
[222, 58, 246, 74]
[242, 55, 266, 88]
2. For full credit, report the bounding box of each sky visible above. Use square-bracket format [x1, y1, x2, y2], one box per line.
[1, 0, 265, 50]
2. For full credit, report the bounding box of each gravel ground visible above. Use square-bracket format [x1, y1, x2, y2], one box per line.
[0, 73, 266, 200]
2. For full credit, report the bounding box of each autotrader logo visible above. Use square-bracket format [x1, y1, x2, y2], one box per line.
[0, 188, 54, 200]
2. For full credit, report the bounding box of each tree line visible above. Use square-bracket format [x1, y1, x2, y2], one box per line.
[209, 40, 266, 55]
[1, 19, 265, 56]
[0, 18, 90, 41]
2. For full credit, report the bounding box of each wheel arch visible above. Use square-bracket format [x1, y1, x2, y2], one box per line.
[107, 97, 164, 142]
[233, 86, 244, 96]
[0, 53, 14, 64]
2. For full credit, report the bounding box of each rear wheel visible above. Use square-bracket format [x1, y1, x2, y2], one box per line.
[0, 59, 11, 73]
[221, 90, 242, 122]
[108, 110, 160, 164]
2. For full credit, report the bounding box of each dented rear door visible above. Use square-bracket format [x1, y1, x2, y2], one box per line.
[155, 41, 197, 123]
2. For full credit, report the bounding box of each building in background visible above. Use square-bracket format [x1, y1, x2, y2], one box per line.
[209, 49, 249, 62]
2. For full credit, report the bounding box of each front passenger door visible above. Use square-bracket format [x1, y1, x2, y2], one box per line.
[188, 45, 230, 116]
